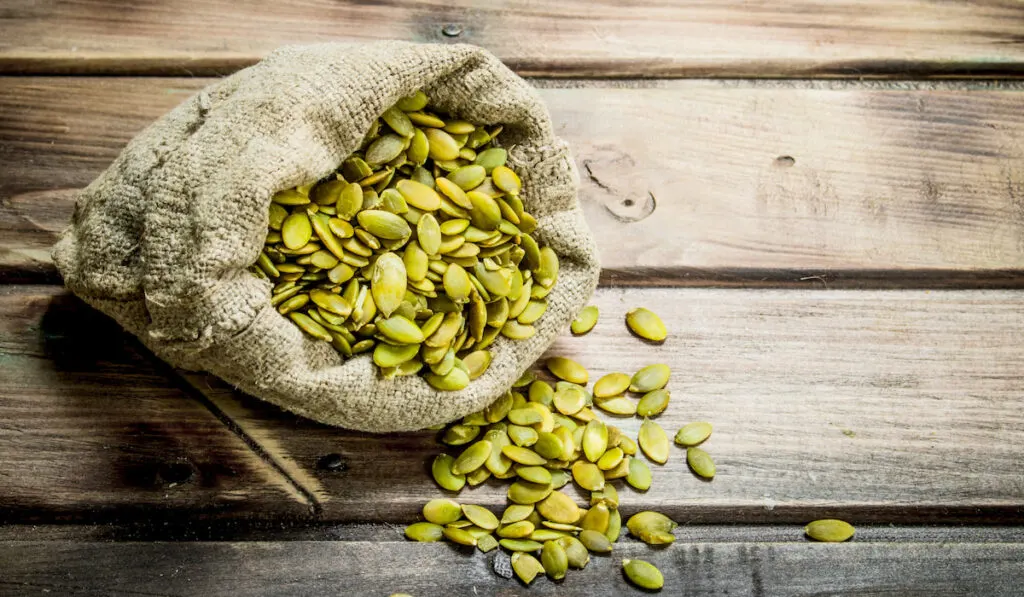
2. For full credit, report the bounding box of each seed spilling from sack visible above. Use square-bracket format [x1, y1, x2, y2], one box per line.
[251, 90, 559, 389]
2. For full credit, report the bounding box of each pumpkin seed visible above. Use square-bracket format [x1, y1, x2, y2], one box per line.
[582, 420, 608, 463]
[451, 440, 492, 475]
[623, 559, 664, 590]
[498, 521, 535, 539]
[626, 511, 677, 545]
[593, 372, 631, 398]
[491, 165, 522, 194]
[281, 212, 312, 250]
[507, 481, 553, 504]
[637, 389, 670, 417]
[572, 461, 606, 492]
[605, 508, 622, 542]
[462, 504, 499, 530]
[442, 424, 480, 446]
[502, 445, 547, 466]
[288, 312, 332, 342]
[502, 504, 534, 524]
[805, 519, 856, 542]
[511, 552, 545, 584]
[639, 419, 670, 464]
[423, 498, 463, 525]
[626, 307, 667, 342]
[558, 536, 590, 569]
[536, 490, 581, 524]
[626, 457, 652, 491]
[442, 526, 477, 546]
[546, 357, 589, 385]
[630, 364, 671, 393]
[597, 447, 624, 471]
[405, 522, 444, 542]
[578, 529, 612, 553]
[541, 540, 568, 580]
[675, 421, 713, 446]
[504, 539, 544, 553]
[686, 447, 716, 479]
[477, 533, 499, 553]
[594, 396, 637, 416]
[431, 454, 466, 492]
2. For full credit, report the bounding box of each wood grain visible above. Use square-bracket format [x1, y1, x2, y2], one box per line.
[2, 540, 1022, 596]
[181, 287, 1024, 524]
[1, 1, 1024, 77]
[3, 78, 1024, 286]
[0, 285, 312, 522]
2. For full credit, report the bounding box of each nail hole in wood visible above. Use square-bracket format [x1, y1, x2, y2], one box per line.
[775, 155, 796, 167]
[157, 462, 194, 485]
[623, 199, 635, 207]
[318, 453, 348, 472]
[442, 23, 463, 37]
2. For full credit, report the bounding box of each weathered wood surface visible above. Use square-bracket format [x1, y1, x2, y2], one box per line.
[3, 540, 1023, 596]
[2, 1, 1024, 77]
[3, 78, 1024, 286]
[183, 287, 1024, 524]
[0, 285, 312, 521]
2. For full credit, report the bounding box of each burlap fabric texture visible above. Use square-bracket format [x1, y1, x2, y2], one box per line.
[52, 42, 600, 432]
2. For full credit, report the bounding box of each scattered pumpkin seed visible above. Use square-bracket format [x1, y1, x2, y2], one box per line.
[578, 529, 612, 553]
[511, 552, 545, 584]
[686, 447, 716, 479]
[626, 457, 652, 491]
[639, 419, 670, 464]
[630, 364, 671, 393]
[546, 357, 589, 385]
[675, 422, 713, 447]
[625, 307, 667, 342]
[570, 305, 599, 335]
[637, 389, 670, 417]
[405, 522, 444, 542]
[623, 559, 664, 591]
[805, 519, 856, 542]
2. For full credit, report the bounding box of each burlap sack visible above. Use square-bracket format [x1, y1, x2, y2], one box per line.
[52, 42, 600, 432]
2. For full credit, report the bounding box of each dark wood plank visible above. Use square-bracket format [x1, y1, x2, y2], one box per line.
[0, 285, 313, 522]
[4, 78, 1024, 287]
[183, 287, 1024, 524]
[1, 1, 1024, 77]
[2, 539, 1022, 596]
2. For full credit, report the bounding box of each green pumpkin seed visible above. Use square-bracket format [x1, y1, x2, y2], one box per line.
[581, 502, 610, 534]
[536, 490, 580, 524]
[626, 457, 652, 491]
[532, 432, 564, 460]
[541, 540, 568, 580]
[507, 481, 553, 504]
[502, 445, 547, 466]
[623, 559, 664, 590]
[491, 165, 522, 194]
[377, 315, 424, 344]
[462, 504, 499, 530]
[502, 504, 535, 524]
[442, 424, 480, 446]
[805, 519, 856, 542]
[508, 425, 539, 447]
[572, 461, 605, 491]
[467, 191, 502, 231]
[593, 372, 630, 398]
[451, 440, 491, 475]
[373, 343, 419, 368]
[272, 189, 310, 206]
[498, 520, 535, 539]
[442, 526, 477, 546]
[477, 533, 499, 553]
[510, 552, 545, 584]
[473, 147, 507, 173]
[558, 536, 590, 569]
[597, 447, 624, 471]
[636, 388, 670, 417]
[515, 465, 552, 485]
[626, 307, 667, 342]
[639, 419, 670, 464]
[535, 247, 559, 287]
[546, 357, 589, 385]
[462, 350, 492, 380]
[594, 396, 637, 416]
[630, 364, 671, 393]
[404, 522, 443, 542]
[582, 420, 608, 463]
[431, 454, 465, 492]
[447, 165, 487, 191]
[423, 128, 460, 161]
[395, 179, 441, 211]
[578, 529, 612, 553]
[356, 210, 411, 240]
[423, 498, 463, 525]
[686, 447, 716, 479]
[626, 511, 677, 545]
[675, 421, 712, 446]
[504, 539, 544, 553]
[605, 508, 622, 542]
[396, 90, 428, 111]
[288, 312, 332, 342]
[281, 212, 312, 250]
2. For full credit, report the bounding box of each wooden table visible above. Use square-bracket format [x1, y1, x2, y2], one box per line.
[2, 2, 1024, 595]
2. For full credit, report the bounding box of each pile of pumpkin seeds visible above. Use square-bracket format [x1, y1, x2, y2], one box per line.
[251, 90, 559, 389]
[405, 306, 720, 590]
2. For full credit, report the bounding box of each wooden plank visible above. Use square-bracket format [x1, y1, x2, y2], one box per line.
[2, 1, 1024, 77]
[0, 285, 313, 522]
[2, 540, 1022, 596]
[181, 287, 1024, 524]
[3, 78, 1024, 287]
